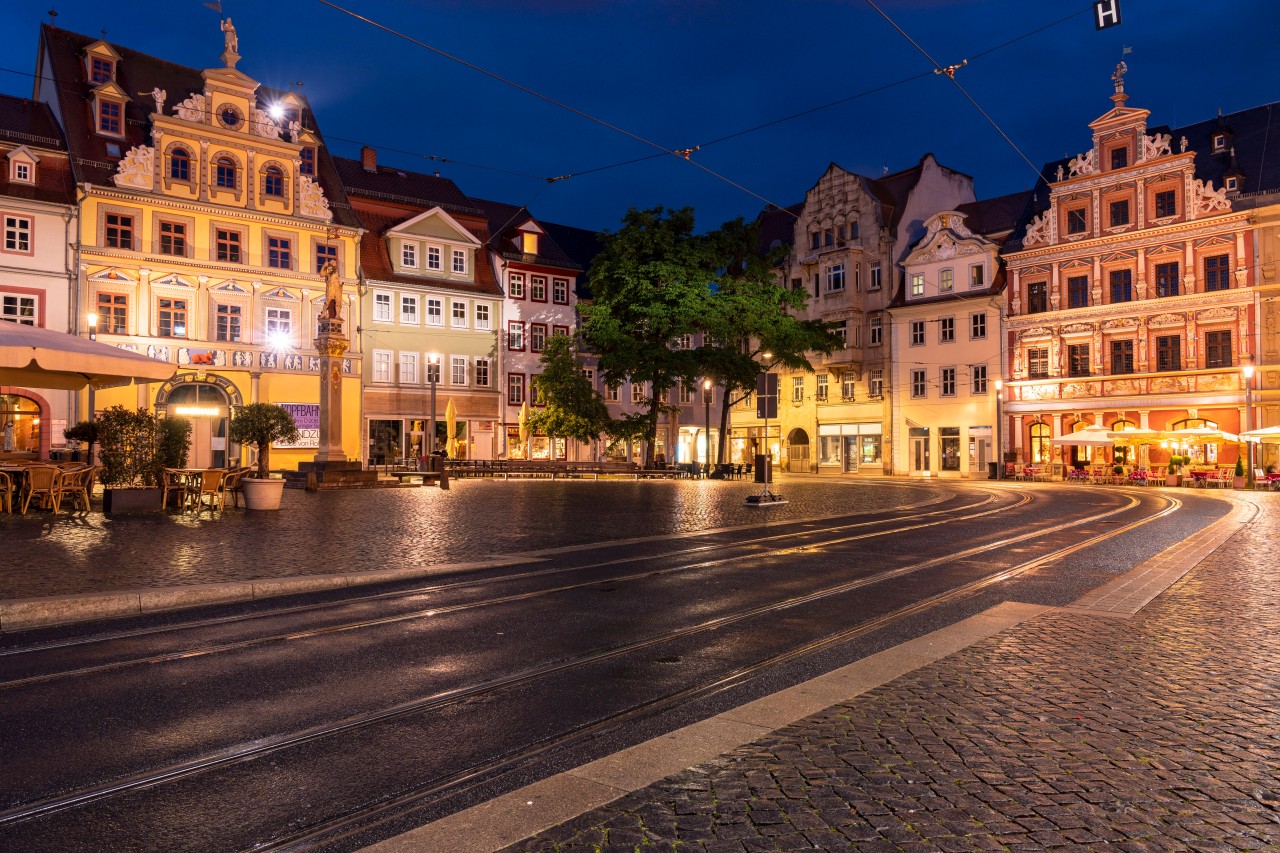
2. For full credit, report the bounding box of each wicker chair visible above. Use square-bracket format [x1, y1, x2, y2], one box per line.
[21, 465, 63, 513]
[0, 470, 13, 513]
[61, 465, 101, 512]
[162, 468, 194, 510]
[222, 466, 252, 508]
[193, 469, 228, 511]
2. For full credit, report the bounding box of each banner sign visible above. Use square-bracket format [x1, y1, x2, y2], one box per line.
[274, 403, 320, 448]
[755, 373, 778, 420]
[1093, 0, 1121, 29]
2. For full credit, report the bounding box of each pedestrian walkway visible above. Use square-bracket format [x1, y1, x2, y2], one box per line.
[371, 491, 1279, 852]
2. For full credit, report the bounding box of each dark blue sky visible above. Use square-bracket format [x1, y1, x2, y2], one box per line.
[3, 0, 1278, 233]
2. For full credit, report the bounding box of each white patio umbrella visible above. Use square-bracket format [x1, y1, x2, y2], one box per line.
[1168, 426, 1240, 444]
[1241, 426, 1280, 442]
[0, 322, 175, 390]
[1050, 424, 1114, 446]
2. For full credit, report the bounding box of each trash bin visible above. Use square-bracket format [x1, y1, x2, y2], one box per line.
[988, 461, 998, 480]
[754, 454, 772, 483]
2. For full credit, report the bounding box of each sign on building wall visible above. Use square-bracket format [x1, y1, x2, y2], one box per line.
[274, 403, 320, 448]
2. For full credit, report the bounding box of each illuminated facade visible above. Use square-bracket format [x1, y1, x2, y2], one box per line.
[35, 23, 363, 470]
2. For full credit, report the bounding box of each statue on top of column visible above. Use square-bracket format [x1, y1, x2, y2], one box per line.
[321, 259, 343, 322]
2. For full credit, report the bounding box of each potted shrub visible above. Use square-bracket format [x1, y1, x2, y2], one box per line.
[229, 403, 299, 510]
[96, 405, 181, 512]
[1166, 454, 1182, 487]
[1233, 455, 1246, 489]
[62, 420, 98, 464]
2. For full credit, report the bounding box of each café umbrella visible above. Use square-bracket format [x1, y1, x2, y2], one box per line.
[444, 397, 457, 457]
[1049, 424, 1115, 446]
[1241, 425, 1280, 442]
[0, 322, 176, 391]
[1168, 426, 1240, 444]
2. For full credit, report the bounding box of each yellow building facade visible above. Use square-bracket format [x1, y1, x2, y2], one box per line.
[37, 23, 364, 471]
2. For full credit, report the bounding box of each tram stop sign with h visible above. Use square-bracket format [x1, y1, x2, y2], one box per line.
[756, 373, 778, 419]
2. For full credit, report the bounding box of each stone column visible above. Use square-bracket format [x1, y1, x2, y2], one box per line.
[314, 322, 348, 464]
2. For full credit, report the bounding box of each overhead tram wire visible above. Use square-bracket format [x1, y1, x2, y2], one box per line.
[312, 0, 795, 215]
[862, 0, 1045, 182]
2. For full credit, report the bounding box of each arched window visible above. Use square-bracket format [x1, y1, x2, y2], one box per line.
[1029, 421, 1051, 464]
[262, 165, 285, 197]
[215, 157, 237, 189]
[169, 147, 191, 181]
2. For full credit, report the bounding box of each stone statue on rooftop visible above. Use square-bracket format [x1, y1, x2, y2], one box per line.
[1111, 61, 1128, 94]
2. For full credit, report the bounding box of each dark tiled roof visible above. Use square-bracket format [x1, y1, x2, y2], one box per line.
[470, 197, 582, 272]
[0, 94, 66, 150]
[757, 203, 801, 252]
[353, 208, 503, 298]
[0, 94, 76, 206]
[955, 191, 1036, 238]
[38, 24, 359, 227]
[541, 220, 604, 298]
[333, 155, 481, 216]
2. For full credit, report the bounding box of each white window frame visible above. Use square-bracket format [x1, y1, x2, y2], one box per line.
[401, 241, 417, 268]
[452, 249, 467, 274]
[869, 368, 884, 397]
[825, 264, 846, 292]
[400, 294, 419, 325]
[399, 351, 419, 385]
[911, 369, 927, 399]
[940, 366, 956, 397]
[552, 278, 570, 304]
[970, 312, 987, 340]
[1, 291, 38, 325]
[910, 320, 925, 346]
[869, 263, 882, 291]
[11, 161, 33, 183]
[815, 373, 828, 401]
[507, 373, 525, 405]
[631, 383, 645, 404]
[265, 307, 292, 336]
[508, 272, 525, 299]
[792, 376, 804, 402]
[911, 273, 924, 296]
[373, 291, 392, 323]
[372, 349, 392, 383]
[869, 316, 882, 346]
[679, 384, 695, 404]
[940, 268, 954, 292]
[939, 316, 955, 344]
[426, 245, 442, 271]
[474, 357, 491, 388]
[474, 303, 491, 330]
[3, 215, 33, 254]
[451, 355, 468, 385]
[425, 297, 443, 326]
[508, 321, 524, 350]
[451, 300, 467, 328]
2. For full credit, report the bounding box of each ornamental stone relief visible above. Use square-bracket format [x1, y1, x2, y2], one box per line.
[113, 145, 154, 189]
[1197, 373, 1236, 392]
[1068, 148, 1097, 178]
[250, 108, 281, 140]
[1150, 375, 1189, 394]
[1107, 378, 1142, 396]
[1062, 323, 1095, 335]
[1197, 306, 1237, 322]
[298, 175, 332, 221]
[1148, 312, 1185, 328]
[1140, 133, 1172, 161]
[1021, 384, 1058, 401]
[175, 93, 207, 123]
[1023, 211, 1051, 246]
[1062, 382, 1099, 399]
[1190, 179, 1230, 216]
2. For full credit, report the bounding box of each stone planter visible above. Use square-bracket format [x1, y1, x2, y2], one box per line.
[102, 487, 164, 514]
[1165, 474, 1180, 487]
[241, 477, 286, 510]
[1233, 476, 1246, 489]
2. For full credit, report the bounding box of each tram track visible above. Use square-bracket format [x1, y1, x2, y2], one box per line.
[0, 489, 1178, 842]
[0, 484, 1049, 686]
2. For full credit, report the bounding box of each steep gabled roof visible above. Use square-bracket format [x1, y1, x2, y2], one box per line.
[470, 197, 582, 272]
[0, 93, 75, 206]
[37, 24, 359, 227]
[354, 207, 503, 297]
[333, 155, 482, 217]
[955, 190, 1036, 239]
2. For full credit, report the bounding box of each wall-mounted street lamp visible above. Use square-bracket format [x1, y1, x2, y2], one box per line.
[994, 379, 1003, 480]
[87, 312, 98, 341]
[1244, 359, 1255, 488]
[703, 378, 712, 476]
[427, 352, 441, 458]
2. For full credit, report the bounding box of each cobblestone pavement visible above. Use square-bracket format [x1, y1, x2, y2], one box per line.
[0, 478, 940, 600]
[503, 492, 1280, 852]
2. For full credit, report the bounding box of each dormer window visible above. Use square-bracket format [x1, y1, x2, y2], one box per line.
[97, 99, 123, 135]
[11, 161, 33, 184]
[402, 242, 417, 268]
[1213, 133, 1226, 152]
[90, 56, 114, 84]
[1109, 146, 1128, 169]
[1225, 176, 1239, 192]
[521, 232, 539, 255]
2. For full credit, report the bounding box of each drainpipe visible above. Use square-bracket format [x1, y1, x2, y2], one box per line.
[69, 186, 85, 421]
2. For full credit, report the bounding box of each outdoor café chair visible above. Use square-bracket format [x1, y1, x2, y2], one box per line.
[21, 465, 62, 514]
[60, 465, 101, 512]
[0, 470, 13, 513]
[162, 467, 195, 510]
[193, 469, 228, 511]
[221, 466, 251, 508]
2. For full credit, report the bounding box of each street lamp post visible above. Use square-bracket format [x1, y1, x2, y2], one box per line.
[424, 353, 440, 470]
[1244, 360, 1255, 488]
[86, 313, 99, 423]
[994, 379, 1003, 481]
[703, 378, 712, 477]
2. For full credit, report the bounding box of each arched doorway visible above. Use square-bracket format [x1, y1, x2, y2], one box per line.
[1029, 421, 1051, 465]
[787, 428, 810, 473]
[158, 379, 236, 468]
[1, 392, 44, 457]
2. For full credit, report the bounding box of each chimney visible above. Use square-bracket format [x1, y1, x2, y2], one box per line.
[361, 146, 377, 173]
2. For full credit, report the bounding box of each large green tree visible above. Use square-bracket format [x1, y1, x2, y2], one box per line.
[525, 333, 612, 448]
[580, 207, 711, 466]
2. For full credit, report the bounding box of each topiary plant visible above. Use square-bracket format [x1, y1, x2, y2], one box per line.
[229, 403, 300, 478]
[1235, 455, 1246, 477]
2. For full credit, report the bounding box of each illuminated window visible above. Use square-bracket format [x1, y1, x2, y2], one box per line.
[157, 298, 187, 338]
[97, 292, 127, 334]
[266, 307, 292, 336]
[215, 304, 242, 342]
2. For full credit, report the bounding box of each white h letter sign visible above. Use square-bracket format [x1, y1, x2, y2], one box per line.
[1094, 0, 1122, 29]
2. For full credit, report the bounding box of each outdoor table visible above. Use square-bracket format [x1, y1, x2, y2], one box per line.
[1190, 471, 1211, 486]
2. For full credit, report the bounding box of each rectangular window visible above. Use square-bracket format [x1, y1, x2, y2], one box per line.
[841, 371, 857, 400]
[426, 359, 442, 384]
[400, 294, 418, 325]
[452, 249, 466, 274]
[315, 243, 338, 274]
[474, 303, 491, 330]
[507, 374, 525, 405]
[1205, 330, 1233, 368]
[940, 269, 953, 291]
[97, 292, 127, 334]
[1110, 340, 1134, 375]
[1204, 255, 1230, 291]
[1067, 275, 1089, 308]
[1027, 281, 1048, 313]
[631, 383, 646, 404]
[98, 99, 121, 134]
[530, 323, 547, 352]
[427, 246, 442, 271]
[373, 292, 392, 322]
[1156, 335, 1181, 372]
[373, 350, 392, 383]
[265, 307, 292, 336]
[678, 384, 694, 405]
[970, 312, 986, 340]
[267, 236, 292, 269]
[530, 276, 548, 301]
[911, 273, 924, 296]
[971, 365, 987, 394]
[1155, 262, 1180, 298]
[216, 229, 242, 263]
[1109, 199, 1130, 227]
[159, 220, 186, 256]
[215, 304, 241, 342]
[869, 316, 882, 346]
[451, 300, 467, 328]
[90, 56, 114, 84]
[105, 213, 133, 249]
[1068, 344, 1091, 377]
[605, 384, 619, 402]
[939, 317, 955, 343]
[1110, 147, 1128, 169]
[940, 367, 956, 397]
[869, 368, 883, 397]
[157, 298, 187, 338]
[402, 242, 417, 268]
[1154, 190, 1177, 218]
[299, 147, 315, 176]
[869, 263, 882, 290]
[1, 293, 37, 325]
[910, 369, 927, 398]
[553, 278, 570, 304]
[508, 321, 525, 350]
[3, 216, 32, 253]
[791, 376, 804, 403]
[508, 272, 525, 298]
[1066, 208, 1087, 234]
[12, 162, 31, 183]
[451, 355, 468, 385]
[815, 374, 828, 402]
[970, 264, 985, 288]
[1109, 269, 1132, 303]
[1028, 347, 1049, 379]
[400, 352, 418, 385]
[474, 358, 491, 388]
[553, 325, 570, 339]
[910, 320, 925, 346]
[826, 264, 846, 292]
[425, 297, 443, 326]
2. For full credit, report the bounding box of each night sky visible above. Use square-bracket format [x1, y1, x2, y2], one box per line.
[2, 0, 1278, 233]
